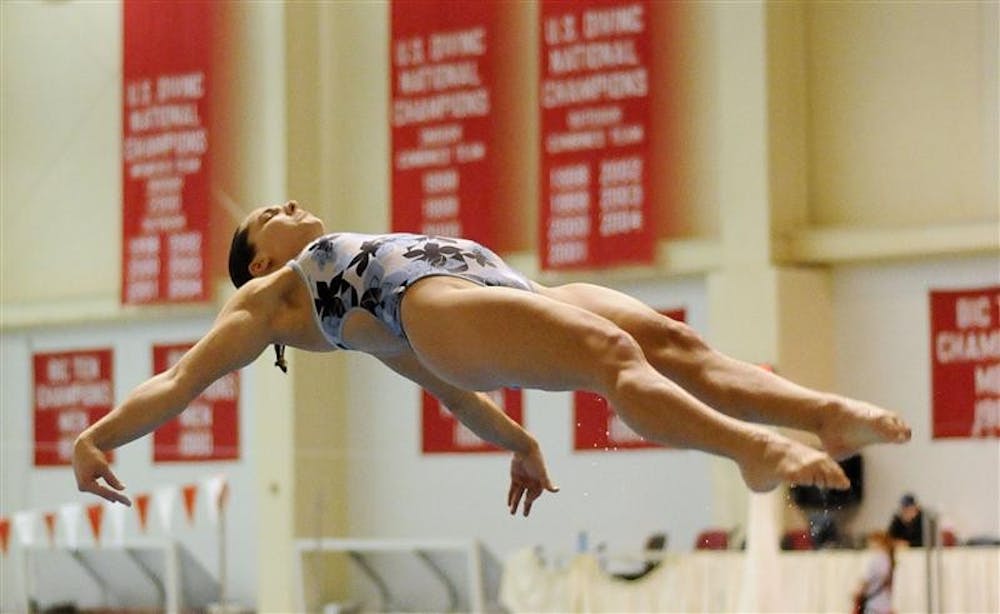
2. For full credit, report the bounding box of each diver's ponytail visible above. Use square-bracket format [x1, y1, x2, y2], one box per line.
[228, 224, 288, 374]
[273, 344, 287, 373]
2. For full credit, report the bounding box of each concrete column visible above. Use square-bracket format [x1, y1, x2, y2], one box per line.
[706, 5, 833, 610]
[282, 2, 381, 608]
[706, 0, 775, 534]
[254, 353, 297, 613]
[213, 2, 298, 611]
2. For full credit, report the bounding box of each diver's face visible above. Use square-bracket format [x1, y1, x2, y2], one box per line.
[244, 200, 325, 277]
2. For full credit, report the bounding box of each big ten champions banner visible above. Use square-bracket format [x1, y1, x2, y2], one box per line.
[391, 0, 504, 244]
[423, 389, 523, 454]
[540, 0, 654, 270]
[122, 1, 213, 304]
[152, 343, 239, 461]
[930, 286, 1000, 438]
[575, 308, 684, 450]
[33, 349, 114, 466]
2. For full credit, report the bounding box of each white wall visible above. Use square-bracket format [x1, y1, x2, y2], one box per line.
[0, 318, 259, 612]
[831, 256, 1000, 539]
[806, 1, 997, 227]
[0, 0, 122, 305]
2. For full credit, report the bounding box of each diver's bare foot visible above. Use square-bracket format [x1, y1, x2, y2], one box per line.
[738, 432, 850, 493]
[818, 396, 911, 460]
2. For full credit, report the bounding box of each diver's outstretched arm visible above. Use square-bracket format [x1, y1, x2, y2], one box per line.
[378, 350, 559, 516]
[73, 290, 276, 504]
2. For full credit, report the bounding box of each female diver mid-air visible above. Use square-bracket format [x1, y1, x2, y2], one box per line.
[74, 201, 911, 517]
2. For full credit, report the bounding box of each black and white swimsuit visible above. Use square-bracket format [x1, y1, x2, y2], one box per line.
[288, 232, 534, 349]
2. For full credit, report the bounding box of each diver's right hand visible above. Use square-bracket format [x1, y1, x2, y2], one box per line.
[508, 443, 559, 517]
[73, 435, 131, 506]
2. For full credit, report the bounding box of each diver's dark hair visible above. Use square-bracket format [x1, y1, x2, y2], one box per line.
[227, 224, 287, 373]
[228, 225, 255, 289]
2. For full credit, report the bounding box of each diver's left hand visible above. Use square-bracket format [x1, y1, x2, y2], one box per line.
[508, 444, 559, 517]
[73, 435, 131, 506]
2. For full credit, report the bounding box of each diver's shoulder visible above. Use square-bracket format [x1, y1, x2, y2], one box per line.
[229, 268, 300, 311]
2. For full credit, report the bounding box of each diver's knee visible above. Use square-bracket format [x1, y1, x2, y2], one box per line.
[589, 327, 645, 389]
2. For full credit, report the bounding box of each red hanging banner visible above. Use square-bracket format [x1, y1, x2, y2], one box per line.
[43, 513, 57, 545]
[33, 349, 115, 466]
[539, 0, 654, 270]
[87, 504, 104, 545]
[122, 0, 213, 304]
[390, 0, 501, 244]
[930, 286, 1000, 438]
[574, 308, 684, 451]
[182, 484, 198, 525]
[422, 389, 524, 454]
[135, 493, 151, 533]
[0, 517, 9, 555]
[152, 343, 240, 462]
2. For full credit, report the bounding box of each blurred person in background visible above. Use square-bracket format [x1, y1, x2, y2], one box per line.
[888, 493, 924, 547]
[853, 531, 895, 614]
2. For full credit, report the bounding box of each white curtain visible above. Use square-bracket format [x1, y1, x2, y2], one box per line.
[501, 546, 1000, 613]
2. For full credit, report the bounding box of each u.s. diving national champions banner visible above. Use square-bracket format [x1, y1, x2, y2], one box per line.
[390, 0, 502, 246]
[122, 0, 213, 304]
[540, 0, 655, 270]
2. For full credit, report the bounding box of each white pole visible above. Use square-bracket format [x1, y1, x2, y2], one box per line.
[165, 539, 180, 614]
[219, 496, 227, 608]
[737, 490, 782, 612]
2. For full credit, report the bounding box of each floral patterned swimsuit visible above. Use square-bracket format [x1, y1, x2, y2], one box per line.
[288, 232, 534, 349]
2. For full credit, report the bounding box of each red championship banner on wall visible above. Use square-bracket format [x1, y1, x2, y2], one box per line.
[33, 349, 114, 466]
[575, 308, 683, 451]
[122, 0, 213, 304]
[390, 0, 501, 244]
[930, 286, 1000, 438]
[152, 343, 239, 461]
[422, 389, 523, 453]
[540, 0, 654, 270]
